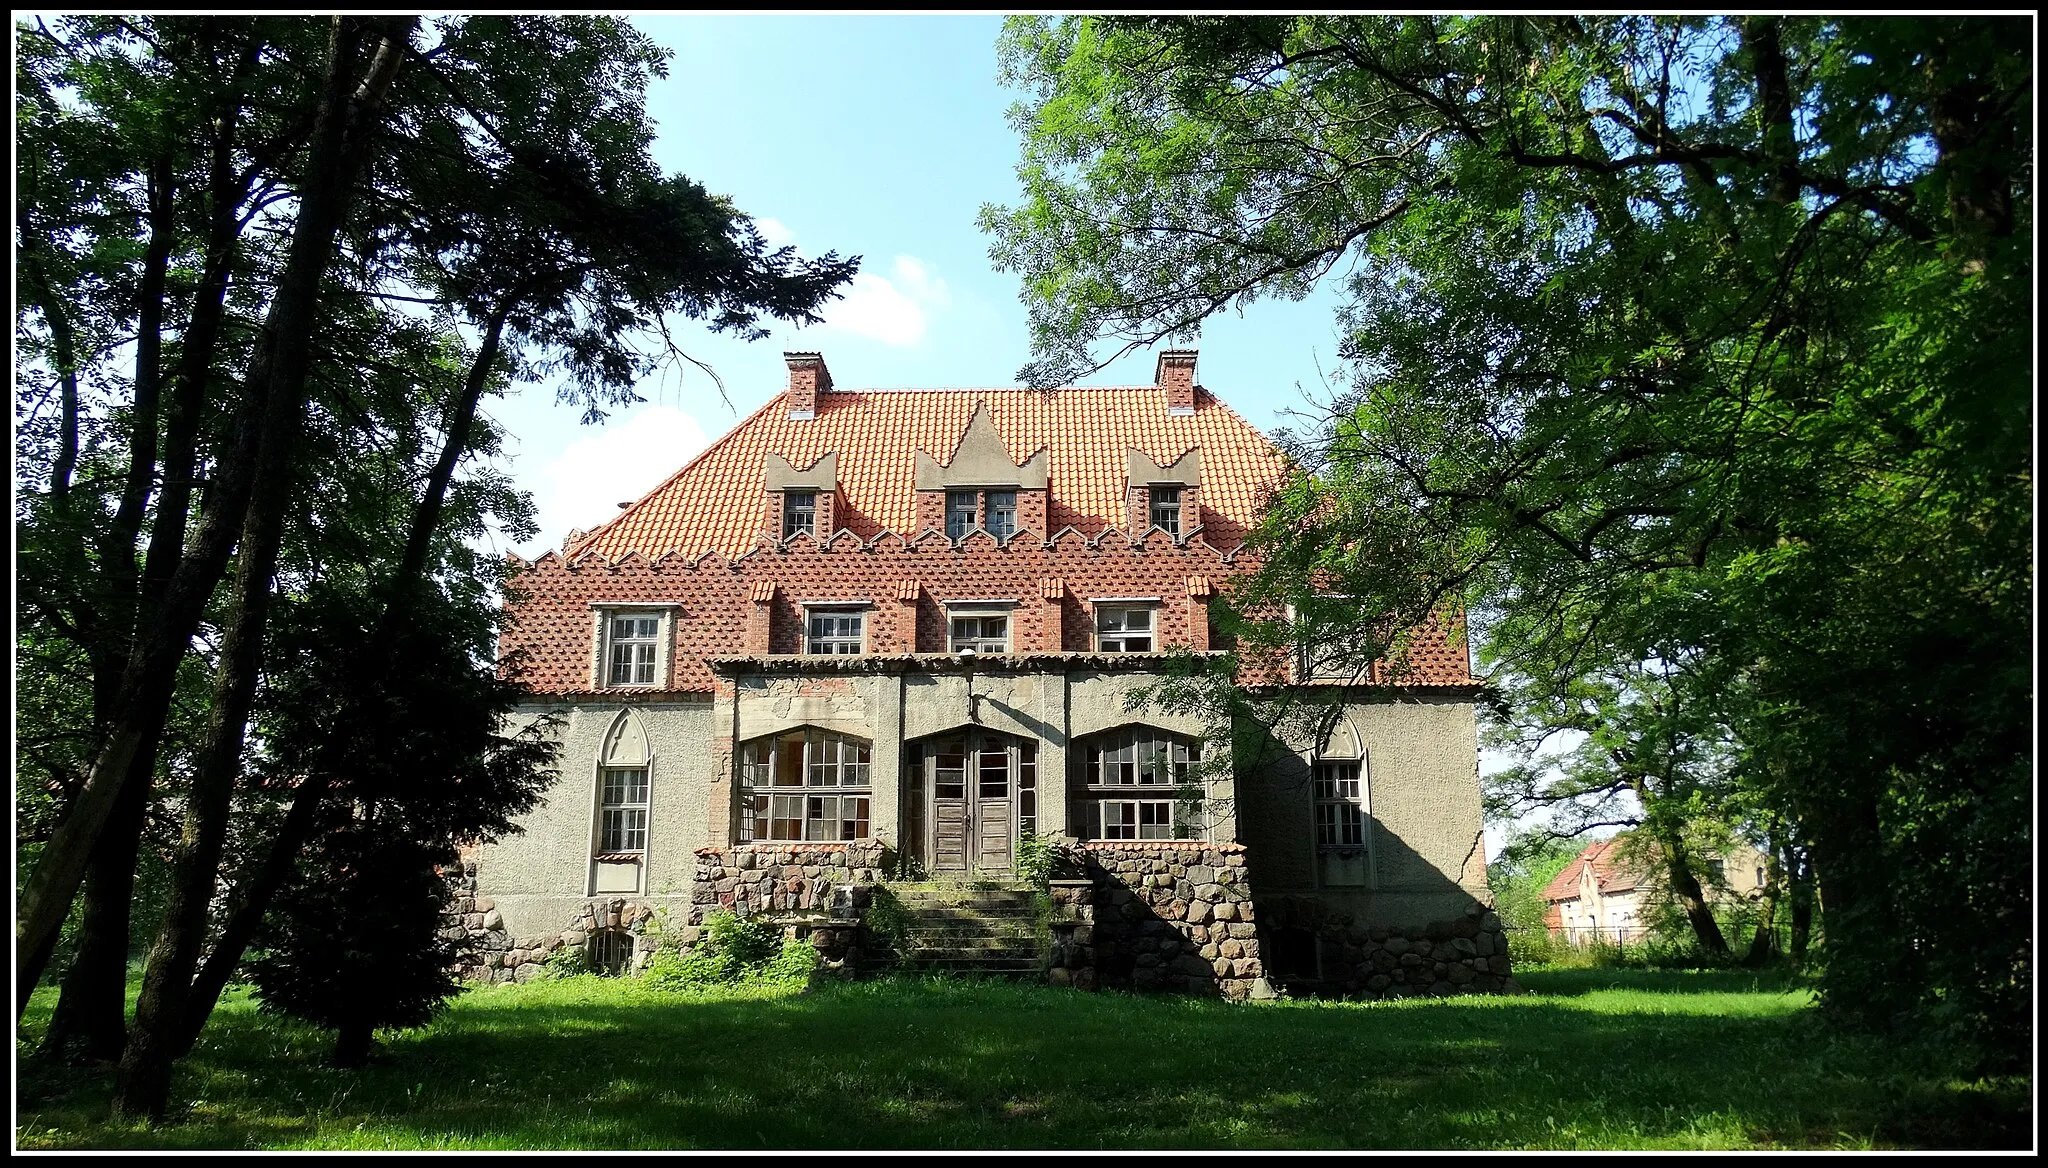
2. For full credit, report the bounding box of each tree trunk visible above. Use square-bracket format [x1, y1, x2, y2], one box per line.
[109, 16, 418, 1118]
[1787, 847, 1815, 966]
[172, 294, 509, 1056]
[1657, 832, 1729, 955]
[1742, 882, 1780, 966]
[116, 459, 294, 1118]
[331, 1020, 374, 1069]
[15, 14, 413, 1019]
[36, 772, 153, 1064]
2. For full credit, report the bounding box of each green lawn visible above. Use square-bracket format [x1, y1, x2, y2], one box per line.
[14, 968, 2028, 1150]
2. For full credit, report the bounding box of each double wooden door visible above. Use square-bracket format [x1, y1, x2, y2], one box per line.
[907, 733, 1037, 876]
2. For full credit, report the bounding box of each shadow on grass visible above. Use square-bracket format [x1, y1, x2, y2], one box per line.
[16, 974, 2028, 1151]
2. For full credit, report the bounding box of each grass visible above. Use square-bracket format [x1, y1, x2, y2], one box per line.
[14, 968, 2029, 1150]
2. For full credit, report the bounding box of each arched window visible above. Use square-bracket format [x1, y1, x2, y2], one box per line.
[1068, 727, 1204, 841]
[592, 710, 652, 895]
[1314, 718, 1372, 887]
[738, 728, 872, 842]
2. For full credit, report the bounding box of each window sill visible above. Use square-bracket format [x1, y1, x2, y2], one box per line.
[593, 851, 644, 863]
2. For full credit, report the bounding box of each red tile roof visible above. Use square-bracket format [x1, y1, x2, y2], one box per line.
[568, 383, 1289, 559]
[1540, 835, 1653, 903]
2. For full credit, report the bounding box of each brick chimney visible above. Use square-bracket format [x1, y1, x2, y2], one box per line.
[784, 351, 832, 420]
[1156, 349, 1197, 415]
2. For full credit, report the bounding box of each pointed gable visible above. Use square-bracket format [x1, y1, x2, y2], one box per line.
[567, 381, 1287, 560]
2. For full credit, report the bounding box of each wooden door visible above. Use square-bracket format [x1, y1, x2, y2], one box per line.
[975, 742, 1013, 873]
[930, 738, 970, 874]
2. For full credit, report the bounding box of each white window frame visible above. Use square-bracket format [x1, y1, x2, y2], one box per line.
[592, 605, 677, 689]
[782, 490, 817, 539]
[1093, 603, 1157, 652]
[945, 599, 1017, 654]
[1148, 484, 1183, 535]
[737, 728, 874, 843]
[985, 490, 1018, 540]
[1312, 756, 1373, 888]
[1072, 727, 1205, 842]
[597, 766, 650, 854]
[803, 605, 867, 655]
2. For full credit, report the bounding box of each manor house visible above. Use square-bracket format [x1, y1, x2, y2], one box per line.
[456, 350, 1510, 998]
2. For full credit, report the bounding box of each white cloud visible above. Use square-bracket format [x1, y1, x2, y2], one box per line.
[819, 255, 950, 348]
[755, 216, 797, 249]
[515, 404, 711, 557]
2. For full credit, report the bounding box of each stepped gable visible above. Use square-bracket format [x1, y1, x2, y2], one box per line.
[566, 382, 1289, 560]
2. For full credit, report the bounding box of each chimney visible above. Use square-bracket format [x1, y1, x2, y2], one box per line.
[1156, 349, 1197, 415]
[784, 351, 832, 420]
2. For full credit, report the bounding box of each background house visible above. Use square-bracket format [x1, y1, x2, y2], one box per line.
[1541, 833, 1769, 946]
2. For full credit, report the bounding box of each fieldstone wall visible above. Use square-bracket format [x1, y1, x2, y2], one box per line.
[442, 858, 663, 983]
[1257, 895, 1521, 999]
[1047, 841, 1271, 1000]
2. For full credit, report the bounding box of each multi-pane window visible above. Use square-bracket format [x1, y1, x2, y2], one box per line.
[986, 490, 1017, 539]
[598, 767, 650, 853]
[783, 491, 817, 539]
[806, 609, 865, 654]
[1017, 744, 1037, 836]
[1314, 759, 1370, 887]
[1071, 728, 1202, 841]
[607, 615, 660, 685]
[1094, 606, 1154, 652]
[1149, 485, 1182, 534]
[738, 729, 872, 843]
[950, 613, 1010, 654]
[946, 490, 978, 539]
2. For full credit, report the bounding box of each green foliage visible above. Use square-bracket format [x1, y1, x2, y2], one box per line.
[1012, 831, 1056, 892]
[643, 913, 816, 991]
[247, 829, 464, 1048]
[987, 14, 2030, 1068]
[860, 887, 913, 957]
[540, 945, 597, 980]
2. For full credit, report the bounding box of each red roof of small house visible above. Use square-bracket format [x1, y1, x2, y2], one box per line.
[1541, 836, 1654, 904]
[566, 383, 1289, 560]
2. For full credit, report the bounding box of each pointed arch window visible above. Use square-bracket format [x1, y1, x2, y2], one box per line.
[592, 710, 654, 895]
[1314, 720, 1373, 887]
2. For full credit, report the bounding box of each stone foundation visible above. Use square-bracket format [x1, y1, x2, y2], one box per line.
[442, 859, 664, 983]
[1046, 841, 1270, 999]
[1256, 895, 1521, 999]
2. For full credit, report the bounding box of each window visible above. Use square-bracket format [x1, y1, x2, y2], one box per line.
[588, 927, 634, 976]
[738, 729, 873, 842]
[950, 613, 1010, 654]
[1070, 727, 1203, 841]
[783, 490, 817, 539]
[1095, 605, 1155, 652]
[599, 767, 649, 853]
[946, 490, 978, 539]
[1314, 759, 1371, 887]
[606, 615, 660, 686]
[1149, 485, 1182, 534]
[805, 609, 865, 654]
[1755, 866, 1766, 887]
[986, 490, 1017, 539]
[1705, 858, 1725, 883]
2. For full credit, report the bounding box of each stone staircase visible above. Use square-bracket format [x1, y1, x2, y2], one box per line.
[875, 883, 1046, 977]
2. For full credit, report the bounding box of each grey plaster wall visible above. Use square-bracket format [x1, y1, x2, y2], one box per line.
[477, 699, 715, 941]
[1236, 695, 1488, 928]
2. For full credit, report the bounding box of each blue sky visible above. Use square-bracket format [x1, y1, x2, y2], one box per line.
[483, 14, 1354, 560]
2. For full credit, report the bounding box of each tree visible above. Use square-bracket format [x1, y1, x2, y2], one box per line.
[985, 15, 2030, 1065]
[13, 13, 860, 1121]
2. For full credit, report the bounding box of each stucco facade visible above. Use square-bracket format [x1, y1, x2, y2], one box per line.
[470, 350, 1501, 996]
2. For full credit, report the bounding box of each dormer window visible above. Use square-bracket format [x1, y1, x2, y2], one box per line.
[606, 615, 660, 685]
[946, 491, 977, 539]
[1149, 485, 1182, 535]
[987, 491, 1017, 539]
[783, 491, 817, 539]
